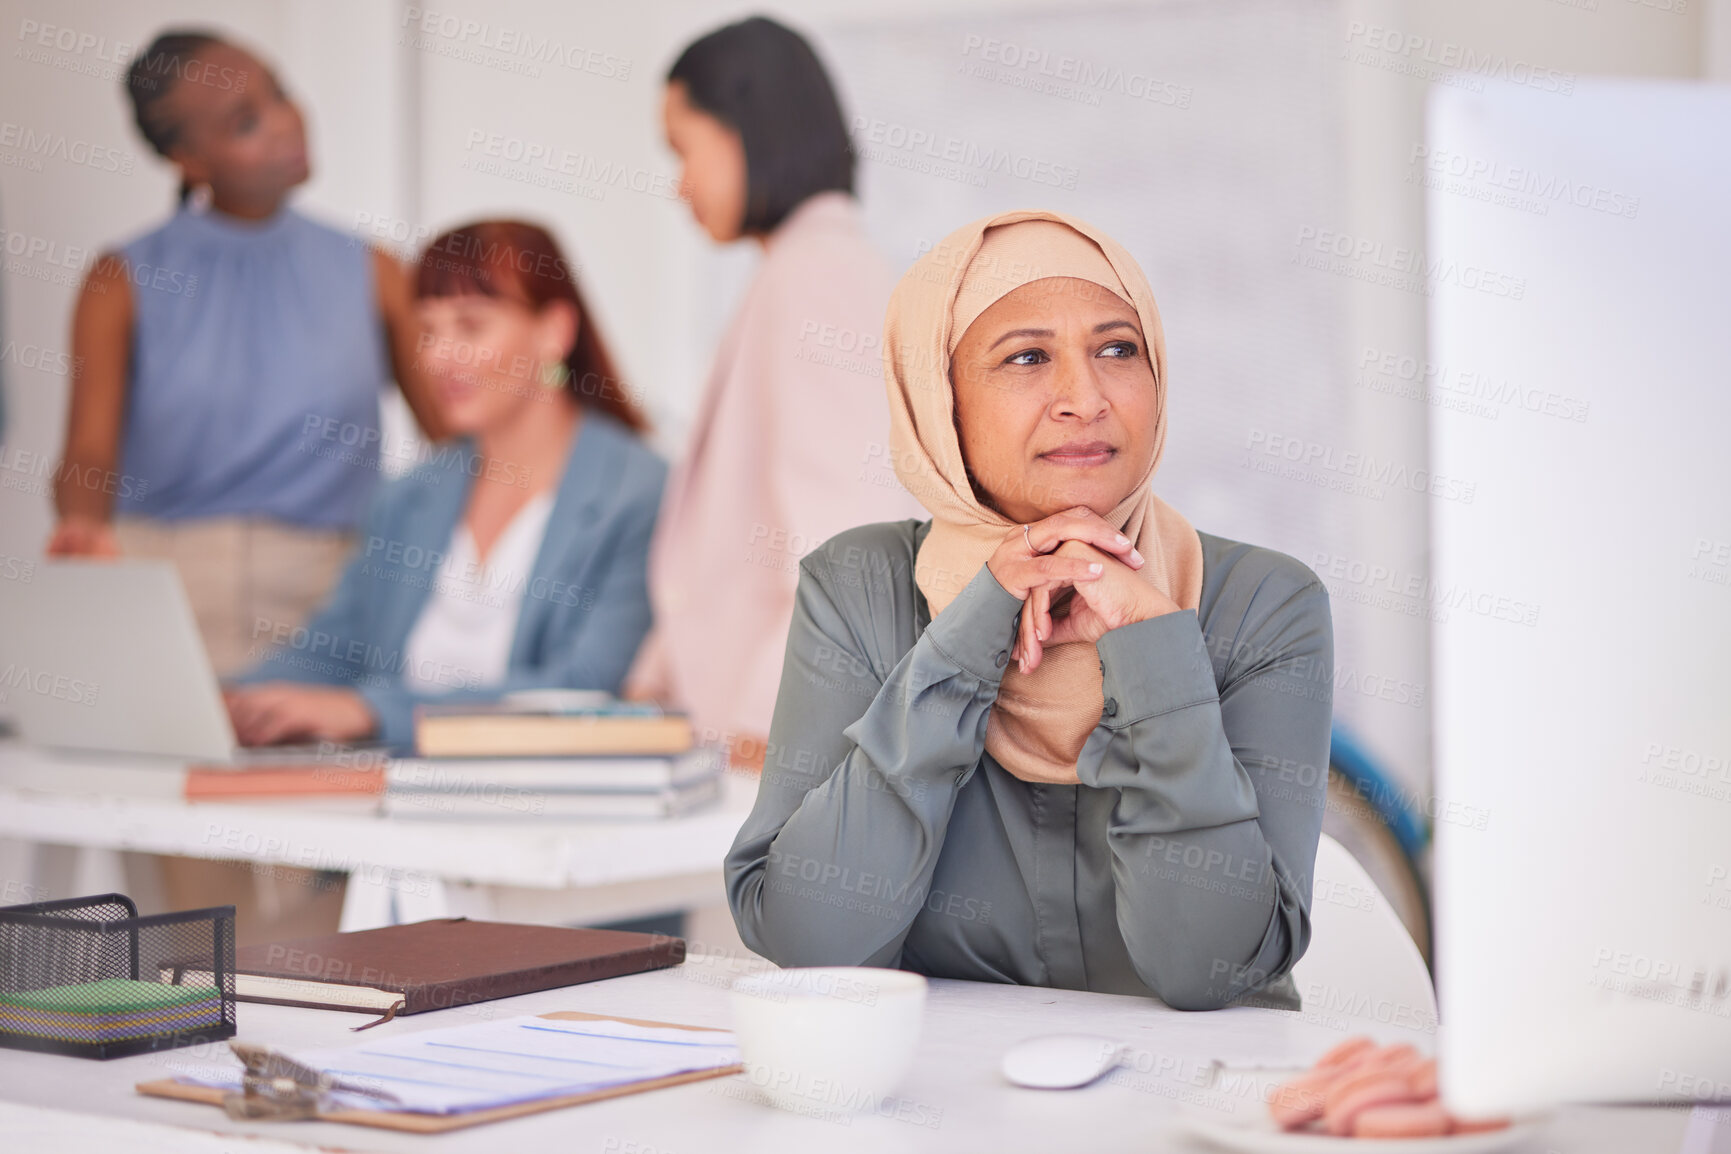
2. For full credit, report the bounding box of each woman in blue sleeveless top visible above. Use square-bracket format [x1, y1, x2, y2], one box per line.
[48, 30, 447, 674]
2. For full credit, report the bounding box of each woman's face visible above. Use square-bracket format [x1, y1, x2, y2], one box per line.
[164, 42, 309, 206]
[413, 294, 577, 435]
[662, 80, 748, 243]
[949, 277, 1159, 525]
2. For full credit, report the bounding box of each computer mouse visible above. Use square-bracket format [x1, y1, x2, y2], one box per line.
[1001, 1033, 1127, 1089]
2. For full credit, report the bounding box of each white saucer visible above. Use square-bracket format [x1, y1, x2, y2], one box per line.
[1179, 1113, 1553, 1154]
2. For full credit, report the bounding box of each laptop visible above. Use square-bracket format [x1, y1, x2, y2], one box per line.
[0, 559, 332, 764]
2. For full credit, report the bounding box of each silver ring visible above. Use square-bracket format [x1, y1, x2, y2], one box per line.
[1023, 524, 1035, 556]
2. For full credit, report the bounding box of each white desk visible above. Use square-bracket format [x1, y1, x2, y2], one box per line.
[0, 953, 1697, 1153]
[0, 744, 757, 932]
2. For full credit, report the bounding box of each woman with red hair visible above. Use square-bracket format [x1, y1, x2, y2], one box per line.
[226, 221, 664, 750]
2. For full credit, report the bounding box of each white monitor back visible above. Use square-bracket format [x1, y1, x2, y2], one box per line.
[1428, 78, 1731, 1115]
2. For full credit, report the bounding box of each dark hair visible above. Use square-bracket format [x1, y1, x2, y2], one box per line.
[667, 16, 854, 234]
[125, 29, 223, 203]
[415, 221, 649, 434]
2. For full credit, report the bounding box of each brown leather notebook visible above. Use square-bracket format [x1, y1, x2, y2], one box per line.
[161, 918, 684, 1018]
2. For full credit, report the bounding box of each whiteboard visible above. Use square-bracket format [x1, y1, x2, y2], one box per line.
[815, 1, 1351, 551]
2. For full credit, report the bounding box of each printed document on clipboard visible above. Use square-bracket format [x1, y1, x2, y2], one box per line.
[150, 1012, 741, 1127]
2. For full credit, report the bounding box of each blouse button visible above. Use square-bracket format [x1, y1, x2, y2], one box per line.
[994, 650, 1009, 669]
[1103, 697, 1119, 717]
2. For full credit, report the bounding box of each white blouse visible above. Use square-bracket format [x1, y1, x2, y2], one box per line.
[400, 491, 556, 694]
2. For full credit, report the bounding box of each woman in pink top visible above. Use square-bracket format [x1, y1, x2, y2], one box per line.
[629, 17, 920, 766]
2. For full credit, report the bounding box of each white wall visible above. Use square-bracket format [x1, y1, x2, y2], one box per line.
[1328, 0, 1700, 800]
[0, 0, 1708, 801]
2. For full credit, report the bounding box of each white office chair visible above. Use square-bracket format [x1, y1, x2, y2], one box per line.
[1288, 834, 1437, 1045]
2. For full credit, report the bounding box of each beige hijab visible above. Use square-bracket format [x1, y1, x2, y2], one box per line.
[884, 210, 1204, 785]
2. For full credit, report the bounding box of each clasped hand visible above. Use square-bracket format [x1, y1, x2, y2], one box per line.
[985, 507, 1179, 675]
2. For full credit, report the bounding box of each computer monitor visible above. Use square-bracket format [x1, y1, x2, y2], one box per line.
[1428, 79, 1731, 1114]
[0, 560, 237, 761]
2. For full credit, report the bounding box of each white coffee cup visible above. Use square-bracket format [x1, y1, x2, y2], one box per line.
[729, 967, 928, 1114]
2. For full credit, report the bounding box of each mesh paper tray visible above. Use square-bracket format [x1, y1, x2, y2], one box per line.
[0, 893, 236, 1060]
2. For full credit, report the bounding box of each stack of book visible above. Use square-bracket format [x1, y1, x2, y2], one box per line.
[385, 700, 725, 820]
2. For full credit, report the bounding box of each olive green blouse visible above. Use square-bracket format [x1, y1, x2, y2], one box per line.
[725, 518, 1333, 1010]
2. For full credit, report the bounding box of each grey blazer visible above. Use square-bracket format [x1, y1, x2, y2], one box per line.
[725, 519, 1332, 1011]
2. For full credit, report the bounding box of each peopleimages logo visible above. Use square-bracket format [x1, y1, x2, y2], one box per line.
[1357, 346, 1591, 424]
[1245, 428, 1479, 504]
[459, 129, 679, 202]
[1408, 145, 1640, 219]
[957, 35, 1192, 109]
[0, 121, 133, 175]
[1293, 227, 1526, 301]
[1342, 23, 1575, 95]
[0, 664, 100, 707]
[1312, 551, 1541, 628]
[0, 227, 90, 271]
[15, 19, 136, 63]
[13, 19, 248, 90]
[848, 116, 1080, 190]
[400, 8, 631, 80]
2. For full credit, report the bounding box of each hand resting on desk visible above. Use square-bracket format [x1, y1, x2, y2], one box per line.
[224, 684, 377, 746]
[45, 515, 119, 558]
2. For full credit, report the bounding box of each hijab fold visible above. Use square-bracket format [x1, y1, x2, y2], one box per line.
[883, 210, 1204, 785]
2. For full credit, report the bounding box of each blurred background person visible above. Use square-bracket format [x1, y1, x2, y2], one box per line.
[227, 220, 663, 752]
[47, 29, 449, 674]
[626, 16, 921, 769]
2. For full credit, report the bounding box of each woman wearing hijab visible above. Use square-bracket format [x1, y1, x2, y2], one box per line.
[725, 211, 1333, 1011]
[627, 17, 921, 767]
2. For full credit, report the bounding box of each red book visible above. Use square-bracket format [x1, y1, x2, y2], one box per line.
[183, 764, 385, 801]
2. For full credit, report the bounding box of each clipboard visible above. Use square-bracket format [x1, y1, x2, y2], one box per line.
[135, 1010, 744, 1134]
